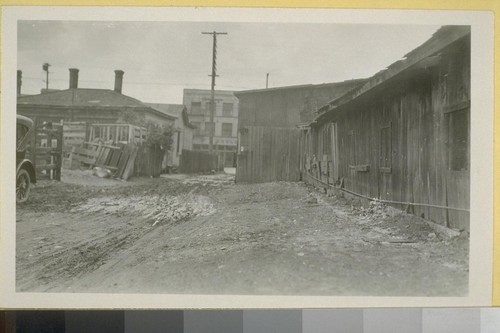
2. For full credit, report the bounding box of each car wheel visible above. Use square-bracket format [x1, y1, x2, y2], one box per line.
[16, 168, 31, 203]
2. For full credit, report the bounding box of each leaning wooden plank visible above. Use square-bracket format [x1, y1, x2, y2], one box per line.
[95, 147, 111, 166]
[72, 156, 97, 165]
[121, 145, 139, 180]
[115, 145, 132, 178]
[93, 164, 118, 171]
[73, 146, 98, 158]
[108, 148, 123, 168]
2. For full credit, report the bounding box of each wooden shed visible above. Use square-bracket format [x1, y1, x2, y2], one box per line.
[302, 26, 471, 230]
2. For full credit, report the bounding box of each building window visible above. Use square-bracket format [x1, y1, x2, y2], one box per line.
[191, 122, 201, 134]
[204, 101, 212, 116]
[221, 123, 233, 137]
[205, 122, 214, 136]
[380, 124, 392, 172]
[223, 103, 233, 116]
[191, 102, 202, 114]
[447, 108, 469, 171]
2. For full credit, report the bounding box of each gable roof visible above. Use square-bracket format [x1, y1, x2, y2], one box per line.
[146, 103, 196, 129]
[146, 103, 185, 118]
[17, 88, 150, 109]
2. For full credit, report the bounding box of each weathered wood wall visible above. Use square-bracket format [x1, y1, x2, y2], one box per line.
[26, 118, 63, 181]
[134, 144, 165, 178]
[305, 35, 470, 230]
[179, 149, 219, 174]
[236, 126, 300, 183]
[236, 81, 364, 129]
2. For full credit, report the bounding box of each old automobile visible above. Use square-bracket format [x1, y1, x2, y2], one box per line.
[16, 115, 36, 203]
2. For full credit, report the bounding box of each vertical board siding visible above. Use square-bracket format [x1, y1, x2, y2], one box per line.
[134, 144, 165, 178]
[179, 149, 219, 174]
[304, 36, 469, 230]
[236, 126, 300, 183]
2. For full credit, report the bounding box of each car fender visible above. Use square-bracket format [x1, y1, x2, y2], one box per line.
[17, 160, 36, 184]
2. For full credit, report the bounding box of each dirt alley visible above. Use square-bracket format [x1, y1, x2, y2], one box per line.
[16, 170, 468, 296]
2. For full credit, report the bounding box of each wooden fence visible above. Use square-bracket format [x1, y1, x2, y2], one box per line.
[67, 142, 163, 180]
[27, 119, 63, 181]
[236, 126, 300, 183]
[62, 121, 88, 151]
[179, 149, 220, 174]
[134, 144, 165, 178]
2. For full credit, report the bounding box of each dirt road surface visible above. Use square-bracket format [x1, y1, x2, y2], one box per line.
[16, 170, 468, 296]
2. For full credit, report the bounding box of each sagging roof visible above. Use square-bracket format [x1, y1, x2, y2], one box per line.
[312, 25, 471, 125]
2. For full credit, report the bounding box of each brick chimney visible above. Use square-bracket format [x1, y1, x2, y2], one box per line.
[69, 68, 79, 89]
[114, 70, 124, 94]
[17, 70, 22, 96]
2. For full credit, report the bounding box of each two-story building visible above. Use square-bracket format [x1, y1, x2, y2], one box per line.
[183, 89, 239, 167]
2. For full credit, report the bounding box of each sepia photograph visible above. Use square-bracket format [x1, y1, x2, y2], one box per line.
[0, 6, 494, 308]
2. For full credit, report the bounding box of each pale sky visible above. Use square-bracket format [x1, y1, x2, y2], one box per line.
[18, 21, 440, 104]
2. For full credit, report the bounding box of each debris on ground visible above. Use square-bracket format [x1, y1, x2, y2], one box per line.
[72, 194, 216, 227]
[16, 170, 469, 296]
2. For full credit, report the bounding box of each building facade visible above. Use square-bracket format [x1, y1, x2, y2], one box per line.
[146, 103, 195, 169]
[301, 26, 470, 230]
[183, 89, 239, 167]
[235, 80, 366, 130]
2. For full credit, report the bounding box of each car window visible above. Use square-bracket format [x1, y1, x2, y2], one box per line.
[17, 124, 29, 144]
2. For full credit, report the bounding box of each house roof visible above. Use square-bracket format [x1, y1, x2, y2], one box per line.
[146, 103, 185, 118]
[146, 103, 196, 129]
[17, 88, 151, 109]
[235, 79, 366, 97]
[312, 25, 471, 125]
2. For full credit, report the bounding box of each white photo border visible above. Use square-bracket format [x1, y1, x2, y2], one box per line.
[0, 6, 494, 309]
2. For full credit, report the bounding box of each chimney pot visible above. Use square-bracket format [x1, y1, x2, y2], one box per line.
[69, 68, 79, 89]
[17, 70, 22, 96]
[114, 70, 124, 94]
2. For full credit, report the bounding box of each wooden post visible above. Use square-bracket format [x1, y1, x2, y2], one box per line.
[30, 117, 37, 172]
[55, 125, 63, 180]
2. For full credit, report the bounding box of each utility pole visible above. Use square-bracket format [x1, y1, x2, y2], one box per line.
[42, 63, 50, 90]
[202, 31, 227, 154]
[266, 73, 269, 89]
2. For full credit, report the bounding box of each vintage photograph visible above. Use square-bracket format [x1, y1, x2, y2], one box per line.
[1, 7, 493, 308]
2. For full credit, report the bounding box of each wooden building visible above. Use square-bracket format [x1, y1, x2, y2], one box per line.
[301, 26, 470, 230]
[235, 80, 366, 183]
[146, 103, 196, 169]
[236, 80, 366, 129]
